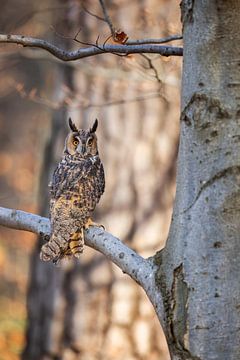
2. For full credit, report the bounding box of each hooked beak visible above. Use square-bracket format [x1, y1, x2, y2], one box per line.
[77, 143, 86, 155]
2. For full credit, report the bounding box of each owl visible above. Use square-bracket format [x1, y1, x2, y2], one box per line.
[40, 118, 105, 263]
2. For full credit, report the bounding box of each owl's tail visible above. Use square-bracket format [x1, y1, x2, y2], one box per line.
[40, 228, 84, 263]
[40, 234, 66, 262]
[69, 228, 84, 258]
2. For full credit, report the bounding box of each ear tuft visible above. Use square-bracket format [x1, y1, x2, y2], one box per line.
[68, 117, 78, 132]
[90, 119, 98, 133]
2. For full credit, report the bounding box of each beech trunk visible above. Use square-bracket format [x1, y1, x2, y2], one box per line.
[156, 1, 240, 359]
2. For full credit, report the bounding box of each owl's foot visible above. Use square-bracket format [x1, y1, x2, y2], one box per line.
[84, 218, 105, 230]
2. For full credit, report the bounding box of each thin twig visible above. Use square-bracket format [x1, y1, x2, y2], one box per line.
[99, 0, 115, 36]
[50, 25, 82, 42]
[127, 34, 183, 45]
[51, 29, 129, 58]
[51, 23, 181, 49]
[51, 24, 182, 48]
[82, 4, 105, 22]
[0, 34, 183, 60]
[73, 28, 84, 44]
[141, 54, 161, 83]
[67, 34, 127, 58]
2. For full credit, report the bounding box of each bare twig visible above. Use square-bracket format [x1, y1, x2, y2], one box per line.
[0, 206, 166, 329]
[50, 28, 124, 59]
[52, 24, 181, 48]
[83, 4, 183, 48]
[127, 34, 183, 45]
[50, 25, 82, 42]
[82, 4, 105, 22]
[0, 34, 183, 60]
[99, 0, 115, 37]
[141, 54, 161, 83]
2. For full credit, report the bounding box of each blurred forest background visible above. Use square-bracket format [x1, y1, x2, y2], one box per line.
[0, 0, 181, 359]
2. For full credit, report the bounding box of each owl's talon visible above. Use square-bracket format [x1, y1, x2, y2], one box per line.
[92, 223, 105, 230]
[53, 258, 61, 266]
[84, 218, 105, 230]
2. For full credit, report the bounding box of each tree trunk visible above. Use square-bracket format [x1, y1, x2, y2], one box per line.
[156, 1, 240, 359]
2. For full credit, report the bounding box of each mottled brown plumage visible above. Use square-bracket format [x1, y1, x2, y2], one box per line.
[40, 118, 105, 263]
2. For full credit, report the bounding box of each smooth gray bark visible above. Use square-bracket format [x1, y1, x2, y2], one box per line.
[156, 1, 240, 359]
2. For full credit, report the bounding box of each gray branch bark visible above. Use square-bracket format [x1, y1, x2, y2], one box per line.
[127, 34, 182, 45]
[99, 0, 115, 36]
[0, 34, 183, 61]
[0, 206, 166, 331]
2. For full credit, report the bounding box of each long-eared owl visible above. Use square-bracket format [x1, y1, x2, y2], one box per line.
[40, 118, 105, 263]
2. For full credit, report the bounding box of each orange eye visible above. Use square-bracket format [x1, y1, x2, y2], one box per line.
[72, 138, 79, 146]
[87, 138, 93, 146]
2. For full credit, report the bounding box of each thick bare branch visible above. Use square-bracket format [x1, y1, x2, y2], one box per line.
[0, 34, 183, 60]
[0, 206, 151, 284]
[0, 206, 50, 237]
[0, 206, 165, 328]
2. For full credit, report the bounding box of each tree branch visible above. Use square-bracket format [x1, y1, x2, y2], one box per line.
[127, 34, 183, 45]
[141, 54, 161, 83]
[0, 34, 183, 60]
[99, 0, 115, 37]
[0, 206, 166, 329]
[0, 206, 50, 237]
[82, 4, 105, 23]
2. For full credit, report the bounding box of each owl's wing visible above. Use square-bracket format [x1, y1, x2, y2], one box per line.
[98, 162, 105, 197]
[49, 159, 89, 199]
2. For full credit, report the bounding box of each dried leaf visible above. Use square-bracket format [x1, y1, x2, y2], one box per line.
[113, 29, 128, 44]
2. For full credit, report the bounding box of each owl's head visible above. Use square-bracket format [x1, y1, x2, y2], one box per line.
[64, 118, 99, 158]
